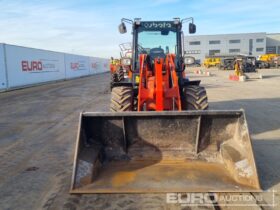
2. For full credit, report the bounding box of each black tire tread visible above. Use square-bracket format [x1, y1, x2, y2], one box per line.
[183, 85, 208, 110]
[116, 67, 124, 81]
[110, 86, 133, 112]
[111, 73, 118, 83]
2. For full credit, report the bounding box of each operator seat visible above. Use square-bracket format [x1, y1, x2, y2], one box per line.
[147, 48, 166, 70]
[149, 48, 166, 61]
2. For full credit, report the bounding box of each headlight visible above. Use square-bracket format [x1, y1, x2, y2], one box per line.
[135, 75, 140, 83]
[121, 58, 131, 66]
[184, 56, 195, 65]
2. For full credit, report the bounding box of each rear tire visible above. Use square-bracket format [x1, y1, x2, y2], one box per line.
[110, 86, 133, 112]
[116, 67, 124, 81]
[111, 73, 118, 83]
[182, 85, 208, 110]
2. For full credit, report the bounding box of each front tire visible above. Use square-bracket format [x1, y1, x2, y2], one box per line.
[110, 86, 133, 112]
[182, 85, 208, 110]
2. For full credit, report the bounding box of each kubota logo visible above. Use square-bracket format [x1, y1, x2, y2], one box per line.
[22, 61, 43, 71]
[143, 22, 172, 29]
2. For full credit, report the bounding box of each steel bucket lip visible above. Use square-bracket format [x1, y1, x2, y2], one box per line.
[70, 189, 263, 194]
[82, 109, 245, 117]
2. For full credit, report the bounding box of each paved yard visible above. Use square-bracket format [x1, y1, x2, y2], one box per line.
[0, 69, 279, 210]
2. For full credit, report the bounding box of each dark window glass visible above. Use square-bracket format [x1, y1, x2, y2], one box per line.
[229, 49, 240, 53]
[266, 46, 276, 53]
[209, 49, 220, 55]
[209, 40, 221, 44]
[229, 39, 241, 44]
[189, 41, 201, 45]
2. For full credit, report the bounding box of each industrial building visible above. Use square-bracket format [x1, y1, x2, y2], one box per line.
[184, 32, 280, 63]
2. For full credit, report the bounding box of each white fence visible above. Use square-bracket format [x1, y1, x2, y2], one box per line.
[0, 44, 109, 91]
[0, 44, 7, 90]
[89, 57, 109, 75]
[5, 45, 66, 88]
[64, 54, 90, 79]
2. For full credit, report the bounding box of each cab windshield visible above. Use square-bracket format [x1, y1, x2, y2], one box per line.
[138, 30, 177, 55]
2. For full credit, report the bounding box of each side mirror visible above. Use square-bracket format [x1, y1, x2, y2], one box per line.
[189, 23, 196, 34]
[118, 22, 127, 34]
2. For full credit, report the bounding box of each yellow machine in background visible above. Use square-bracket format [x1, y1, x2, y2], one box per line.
[258, 54, 279, 62]
[203, 57, 221, 68]
[258, 54, 279, 68]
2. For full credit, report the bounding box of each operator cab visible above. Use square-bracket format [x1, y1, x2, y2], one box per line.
[119, 18, 196, 73]
[135, 21, 180, 71]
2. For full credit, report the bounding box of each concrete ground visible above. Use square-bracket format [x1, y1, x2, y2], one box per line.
[0, 68, 279, 210]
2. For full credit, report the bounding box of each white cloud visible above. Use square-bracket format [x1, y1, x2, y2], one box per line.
[0, 0, 122, 58]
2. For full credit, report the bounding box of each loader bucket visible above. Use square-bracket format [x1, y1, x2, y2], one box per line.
[70, 110, 261, 193]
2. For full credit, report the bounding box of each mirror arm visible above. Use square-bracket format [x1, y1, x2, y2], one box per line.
[181, 17, 194, 24]
[121, 18, 133, 25]
[181, 31, 185, 56]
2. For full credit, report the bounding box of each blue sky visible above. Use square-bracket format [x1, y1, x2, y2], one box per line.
[0, 0, 279, 57]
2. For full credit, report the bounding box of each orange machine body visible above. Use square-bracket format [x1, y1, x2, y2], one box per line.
[137, 54, 181, 111]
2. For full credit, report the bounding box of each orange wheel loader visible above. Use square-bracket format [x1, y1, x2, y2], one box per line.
[71, 18, 261, 193]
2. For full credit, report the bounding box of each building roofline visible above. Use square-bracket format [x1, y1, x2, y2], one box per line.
[187, 32, 266, 37]
[266, 33, 280, 35]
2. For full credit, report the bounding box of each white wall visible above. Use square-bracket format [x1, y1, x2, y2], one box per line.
[0, 44, 109, 91]
[5, 45, 65, 88]
[101, 58, 110, 73]
[89, 57, 109, 74]
[64, 54, 90, 79]
[89, 57, 102, 74]
[0, 44, 7, 90]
